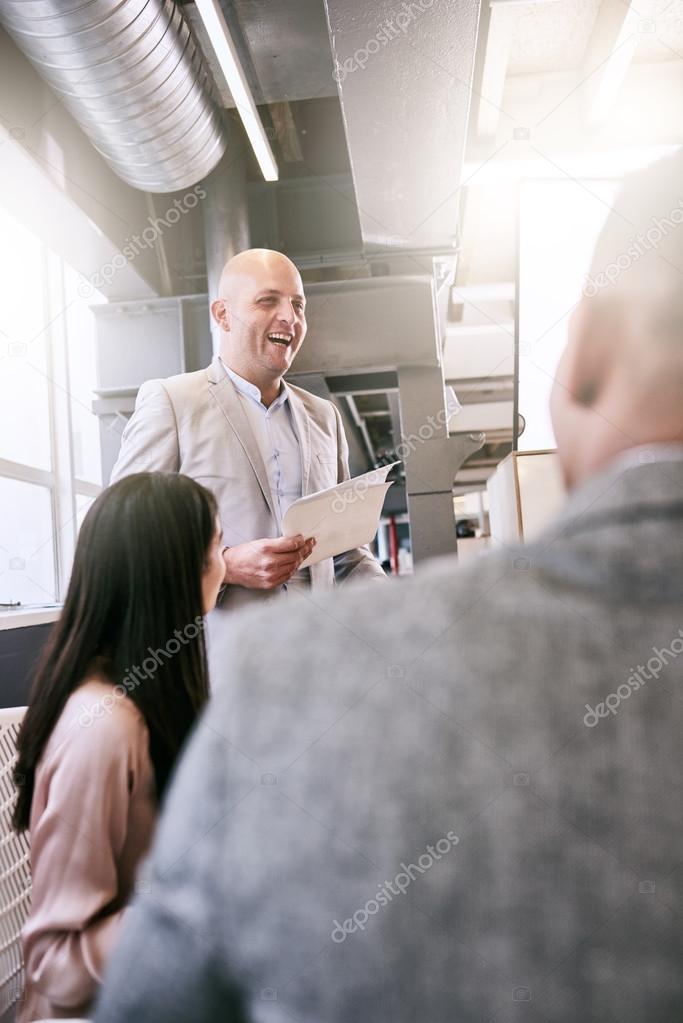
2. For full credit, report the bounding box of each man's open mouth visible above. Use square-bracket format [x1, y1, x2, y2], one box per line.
[268, 332, 293, 347]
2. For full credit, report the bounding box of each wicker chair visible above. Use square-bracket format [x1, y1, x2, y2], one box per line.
[0, 708, 31, 1022]
[0, 708, 87, 1023]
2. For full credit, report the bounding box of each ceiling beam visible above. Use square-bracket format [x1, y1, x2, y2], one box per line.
[581, 0, 653, 126]
[477, 2, 513, 138]
[268, 102, 304, 162]
[325, 0, 480, 251]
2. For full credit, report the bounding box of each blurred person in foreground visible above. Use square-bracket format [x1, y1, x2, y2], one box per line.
[94, 154, 683, 1022]
[13, 473, 225, 1022]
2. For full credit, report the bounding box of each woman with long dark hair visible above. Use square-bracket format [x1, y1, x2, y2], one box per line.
[13, 472, 225, 1023]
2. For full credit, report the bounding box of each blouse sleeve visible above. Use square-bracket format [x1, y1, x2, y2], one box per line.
[22, 698, 147, 1010]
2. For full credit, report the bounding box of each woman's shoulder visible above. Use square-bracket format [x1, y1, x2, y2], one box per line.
[47, 679, 149, 761]
[29, 679, 155, 846]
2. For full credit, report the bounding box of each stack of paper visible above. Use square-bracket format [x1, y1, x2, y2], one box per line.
[282, 462, 399, 568]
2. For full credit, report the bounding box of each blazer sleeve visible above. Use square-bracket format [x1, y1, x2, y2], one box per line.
[330, 402, 386, 584]
[109, 379, 180, 483]
[22, 707, 146, 1011]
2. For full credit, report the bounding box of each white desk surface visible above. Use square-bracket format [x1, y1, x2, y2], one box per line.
[0, 606, 61, 631]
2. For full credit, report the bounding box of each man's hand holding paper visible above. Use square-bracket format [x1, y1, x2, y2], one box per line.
[283, 463, 398, 568]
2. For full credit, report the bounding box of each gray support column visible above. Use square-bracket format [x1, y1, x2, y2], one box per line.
[397, 366, 484, 565]
[202, 133, 251, 353]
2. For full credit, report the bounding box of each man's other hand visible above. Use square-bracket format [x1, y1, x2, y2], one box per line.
[223, 535, 316, 589]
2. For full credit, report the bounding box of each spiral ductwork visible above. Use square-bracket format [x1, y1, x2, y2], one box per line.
[0, 0, 228, 193]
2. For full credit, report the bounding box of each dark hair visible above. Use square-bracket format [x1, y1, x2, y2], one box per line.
[13, 472, 218, 832]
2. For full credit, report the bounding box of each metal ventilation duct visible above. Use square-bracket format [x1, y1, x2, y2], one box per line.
[0, 0, 228, 193]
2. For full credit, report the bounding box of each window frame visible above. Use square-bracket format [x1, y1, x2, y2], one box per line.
[1, 243, 102, 608]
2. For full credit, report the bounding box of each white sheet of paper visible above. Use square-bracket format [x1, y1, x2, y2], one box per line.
[282, 462, 399, 568]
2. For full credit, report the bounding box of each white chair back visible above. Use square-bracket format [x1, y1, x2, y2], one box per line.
[0, 707, 31, 1019]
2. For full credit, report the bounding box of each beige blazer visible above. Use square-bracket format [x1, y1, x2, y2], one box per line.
[110, 357, 385, 610]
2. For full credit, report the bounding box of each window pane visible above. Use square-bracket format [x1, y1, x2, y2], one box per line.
[518, 178, 618, 450]
[64, 263, 106, 485]
[0, 207, 51, 470]
[0, 477, 56, 605]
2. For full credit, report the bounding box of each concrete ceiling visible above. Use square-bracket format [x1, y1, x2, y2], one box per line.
[502, 0, 683, 76]
[186, 0, 482, 256]
[507, 0, 602, 74]
[7, 0, 681, 492]
[182, 0, 683, 279]
[448, 0, 683, 476]
[635, 0, 683, 61]
[462, 0, 683, 293]
[179, 0, 683, 481]
[325, 0, 481, 253]
[182, 0, 338, 105]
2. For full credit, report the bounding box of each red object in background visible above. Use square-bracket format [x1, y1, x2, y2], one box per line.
[389, 515, 399, 575]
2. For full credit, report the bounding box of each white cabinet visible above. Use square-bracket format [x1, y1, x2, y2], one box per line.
[487, 450, 566, 546]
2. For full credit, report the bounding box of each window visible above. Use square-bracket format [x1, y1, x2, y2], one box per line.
[0, 206, 105, 608]
[0, 212, 51, 471]
[517, 178, 619, 450]
[64, 263, 105, 487]
[0, 477, 54, 605]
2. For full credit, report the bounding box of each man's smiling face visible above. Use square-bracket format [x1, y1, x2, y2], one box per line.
[244, 278, 307, 376]
[213, 251, 307, 386]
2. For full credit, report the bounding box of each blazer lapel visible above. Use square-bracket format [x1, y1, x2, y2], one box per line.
[206, 358, 278, 521]
[284, 383, 312, 495]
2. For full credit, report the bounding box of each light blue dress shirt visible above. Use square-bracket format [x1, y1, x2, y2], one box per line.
[221, 361, 309, 589]
[221, 362, 303, 530]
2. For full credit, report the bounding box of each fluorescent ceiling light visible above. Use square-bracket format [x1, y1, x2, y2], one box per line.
[193, 0, 279, 181]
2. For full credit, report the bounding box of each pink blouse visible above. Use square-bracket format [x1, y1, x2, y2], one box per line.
[19, 680, 156, 1022]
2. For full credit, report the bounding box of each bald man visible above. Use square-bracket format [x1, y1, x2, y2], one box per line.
[111, 249, 384, 611]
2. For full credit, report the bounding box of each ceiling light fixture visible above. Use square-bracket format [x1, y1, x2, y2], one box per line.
[193, 0, 279, 181]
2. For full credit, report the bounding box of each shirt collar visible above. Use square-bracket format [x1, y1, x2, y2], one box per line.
[220, 358, 288, 411]
[542, 442, 683, 544]
[604, 442, 683, 473]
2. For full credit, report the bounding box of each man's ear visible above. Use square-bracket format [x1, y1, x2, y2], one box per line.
[566, 296, 619, 408]
[211, 299, 230, 331]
